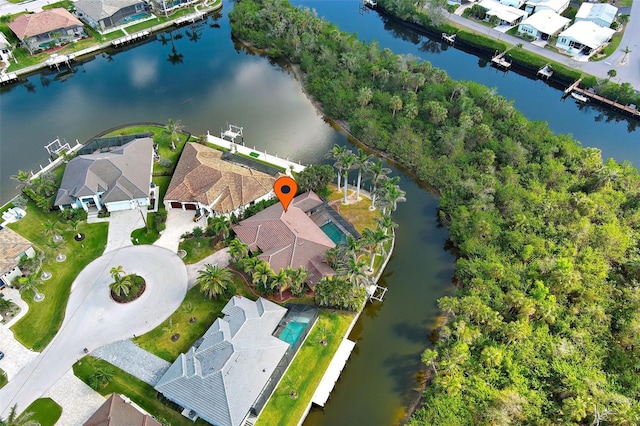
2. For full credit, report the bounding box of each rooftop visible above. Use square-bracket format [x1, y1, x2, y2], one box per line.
[576, 3, 618, 25]
[520, 10, 570, 34]
[83, 393, 161, 426]
[0, 227, 32, 276]
[75, 0, 143, 21]
[8, 8, 83, 40]
[559, 20, 616, 49]
[479, 0, 529, 23]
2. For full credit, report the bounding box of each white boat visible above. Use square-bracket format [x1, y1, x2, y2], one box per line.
[571, 92, 588, 102]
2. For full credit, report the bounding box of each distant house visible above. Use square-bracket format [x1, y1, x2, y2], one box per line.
[147, 0, 199, 15]
[495, 0, 525, 9]
[164, 142, 277, 217]
[75, 0, 149, 31]
[524, 0, 569, 15]
[478, 0, 529, 26]
[54, 137, 154, 213]
[234, 191, 361, 287]
[83, 393, 161, 426]
[155, 297, 290, 426]
[518, 10, 570, 40]
[575, 3, 618, 28]
[7, 8, 86, 54]
[0, 228, 35, 288]
[557, 21, 615, 55]
[0, 32, 14, 66]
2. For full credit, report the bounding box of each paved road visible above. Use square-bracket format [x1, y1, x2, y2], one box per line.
[0, 0, 61, 15]
[0, 245, 188, 417]
[447, 1, 639, 90]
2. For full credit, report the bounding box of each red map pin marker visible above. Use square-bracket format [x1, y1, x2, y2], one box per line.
[274, 176, 297, 212]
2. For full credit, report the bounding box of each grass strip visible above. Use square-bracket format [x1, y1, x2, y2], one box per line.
[256, 310, 354, 426]
[22, 398, 62, 426]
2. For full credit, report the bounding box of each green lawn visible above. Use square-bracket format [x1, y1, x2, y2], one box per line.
[9, 201, 108, 350]
[256, 310, 354, 426]
[22, 398, 62, 426]
[179, 237, 218, 264]
[132, 176, 172, 245]
[0, 369, 7, 389]
[73, 357, 209, 426]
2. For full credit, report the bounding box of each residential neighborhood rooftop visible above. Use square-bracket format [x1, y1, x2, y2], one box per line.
[0, 227, 32, 276]
[83, 393, 161, 426]
[479, 0, 529, 24]
[559, 20, 616, 49]
[8, 8, 83, 39]
[154, 297, 289, 426]
[575, 3, 618, 26]
[519, 10, 570, 35]
[74, 0, 144, 21]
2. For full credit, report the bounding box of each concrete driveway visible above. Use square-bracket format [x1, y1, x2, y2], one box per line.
[0, 245, 188, 417]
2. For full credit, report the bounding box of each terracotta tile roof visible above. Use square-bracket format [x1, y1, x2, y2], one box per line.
[233, 192, 336, 285]
[0, 227, 32, 276]
[8, 8, 83, 40]
[84, 394, 161, 426]
[165, 143, 277, 214]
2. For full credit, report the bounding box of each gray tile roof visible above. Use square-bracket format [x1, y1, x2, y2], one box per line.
[155, 297, 288, 426]
[55, 138, 153, 207]
[75, 0, 144, 21]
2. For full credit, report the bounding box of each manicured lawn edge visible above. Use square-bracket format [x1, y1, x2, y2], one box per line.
[255, 311, 354, 426]
[22, 398, 62, 426]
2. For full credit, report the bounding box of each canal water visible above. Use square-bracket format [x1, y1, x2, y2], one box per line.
[0, 1, 637, 425]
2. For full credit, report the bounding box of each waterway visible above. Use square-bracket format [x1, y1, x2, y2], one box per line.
[0, 1, 637, 425]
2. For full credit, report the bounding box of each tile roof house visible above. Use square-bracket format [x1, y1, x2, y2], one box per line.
[575, 3, 618, 28]
[518, 10, 570, 40]
[54, 137, 154, 213]
[557, 20, 615, 55]
[84, 393, 161, 426]
[233, 191, 338, 286]
[0, 227, 35, 288]
[8, 8, 86, 54]
[155, 297, 289, 426]
[164, 143, 277, 217]
[75, 0, 149, 31]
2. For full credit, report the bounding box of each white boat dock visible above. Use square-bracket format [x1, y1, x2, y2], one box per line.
[112, 30, 151, 47]
[537, 64, 553, 79]
[311, 339, 356, 407]
[442, 33, 456, 44]
[175, 10, 206, 26]
[0, 72, 18, 85]
[46, 53, 76, 70]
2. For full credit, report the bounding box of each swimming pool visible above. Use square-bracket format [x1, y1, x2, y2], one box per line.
[320, 221, 347, 244]
[277, 318, 310, 348]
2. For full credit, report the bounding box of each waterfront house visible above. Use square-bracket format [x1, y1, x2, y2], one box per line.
[0, 228, 35, 288]
[83, 393, 161, 426]
[524, 0, 569, 15]
[54, 137, 154, 214]
[155, 297, 290, 426]
[164, 142, 277, 218]
[477, 0, 529, 26]
[0, 32, 14, 68]
[575, 3, 618, 28]
[147, 0, 199, 16]
[495, 0, 525, 9]
[518, 10, 570, 41]
[556, 21, 615, 55]
[75, 0, 149, 32]
[233, 191, 358, 287]
[7, 8, 86, 54]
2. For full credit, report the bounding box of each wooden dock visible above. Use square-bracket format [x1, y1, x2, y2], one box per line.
[442, 33, 456, 44]
[491, 51, 511, 69]
[563, 78, 582, 96]
[112, 30, 151, 48]
[571, 87, 640, 118]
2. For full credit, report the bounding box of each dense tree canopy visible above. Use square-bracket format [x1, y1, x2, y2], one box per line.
[230, 1, 640, 424]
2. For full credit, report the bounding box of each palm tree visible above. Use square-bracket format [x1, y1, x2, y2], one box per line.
[228, 238, 249, 263]
[367, 160, 391, 210]
[88, 367, 115, 390]
[0, 404, 39, 426]
[211, 215, 231, 241]
[340, 256, 370, 287]
[389, 95, 403, 118]
[242, 256, 261, 277]
[337, 235, 365, 262]
[42, 219, 61, 243]
[621, 46, 631, 64]
[325, 144, 347, 191]
[341, 150, 355, 204]
[18, 274, 44, 302]
[109, 265, 125, 283]
[164, 118, 184, 150]
[271, 268, 291, 300]
[252, 261, 274, 293]
[33, 172, 56, 197]
[375, 214, 398, 236]
[362, 227, 391, 272]
[110, 276, 132, 298]
[378, 179, 406, 215]
[196, 264, 234, 299]
[288, 266, 308, 297]
[353, 149, 371, 201]
[10, 170, 32, 190]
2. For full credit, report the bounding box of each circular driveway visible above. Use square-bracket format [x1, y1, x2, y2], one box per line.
[0, 245, 187, 417]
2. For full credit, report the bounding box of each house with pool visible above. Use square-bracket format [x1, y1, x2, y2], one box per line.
[7, 8, 86, 54]
[233, 191, 361, 288]
[75, 0, 150, 32]
[155, 296, 318, 426]
[54, 136, 156, 214]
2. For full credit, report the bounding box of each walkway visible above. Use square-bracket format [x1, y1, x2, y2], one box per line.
[154, 209, 200, 252]
[42, 370, 105, 426]
[89, 208, 146, 254]
[92, 339, 170, 386]
[185, 248, 231, 290]
[0, 245, 188, 417]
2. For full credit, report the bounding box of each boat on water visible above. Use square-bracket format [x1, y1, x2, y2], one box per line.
[571, 92, 589, 102]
